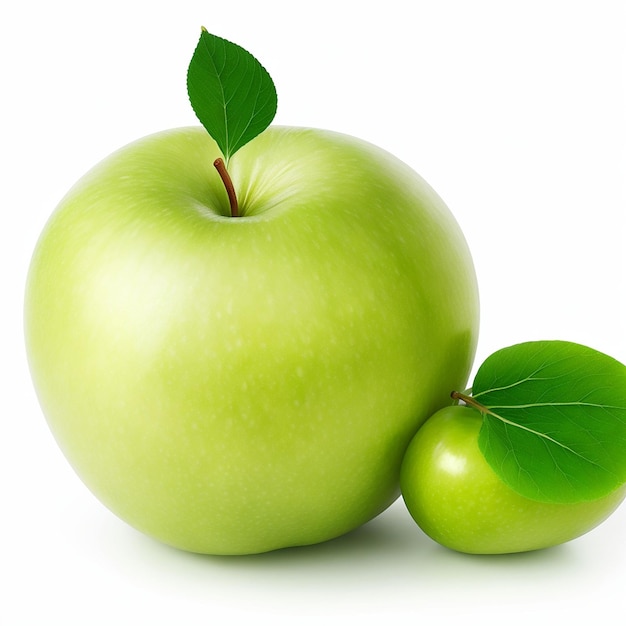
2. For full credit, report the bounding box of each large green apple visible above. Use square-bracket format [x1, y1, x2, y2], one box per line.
[401, 405, 626, 554]
[24, 125, 479, 554]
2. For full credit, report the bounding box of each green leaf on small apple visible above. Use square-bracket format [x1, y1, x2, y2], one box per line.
[187, 28, 277, 163]
[456, 340, 626, 504]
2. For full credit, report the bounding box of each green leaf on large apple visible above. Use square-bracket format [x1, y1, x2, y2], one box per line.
[460, 340, 626, 504]
[187, 28, 277, 163]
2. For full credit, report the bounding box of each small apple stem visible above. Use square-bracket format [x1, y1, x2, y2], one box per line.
[214, 158, 239, 217]
[451, 390, 488, 414]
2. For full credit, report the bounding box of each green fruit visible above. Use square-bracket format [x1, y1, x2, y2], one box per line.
[25, 126, 479, 554]
[401, 405, 626, 554]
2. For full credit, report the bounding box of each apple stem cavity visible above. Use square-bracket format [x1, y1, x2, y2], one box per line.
[214, 158, 239, 217]
[451, 390, 488, 414]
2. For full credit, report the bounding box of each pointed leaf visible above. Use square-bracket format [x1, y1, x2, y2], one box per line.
[187, 28, 277, 162]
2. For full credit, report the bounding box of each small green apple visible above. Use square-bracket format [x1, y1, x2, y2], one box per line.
[24, 126, 479, 554]
[401, 405, 626, 554]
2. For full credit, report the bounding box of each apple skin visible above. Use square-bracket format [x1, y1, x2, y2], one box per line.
[24, 126, 479, 554]
[401, 405, 626, 554]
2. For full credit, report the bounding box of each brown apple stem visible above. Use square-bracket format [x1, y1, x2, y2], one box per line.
[214, 158, 239, 217]
[451, 390, 488, 414]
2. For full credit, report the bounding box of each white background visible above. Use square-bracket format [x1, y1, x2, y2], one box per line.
[3, 1, 625, 623]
